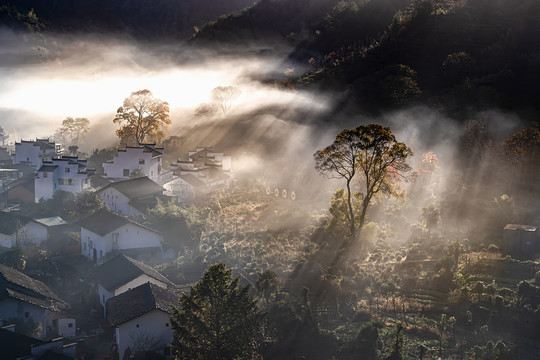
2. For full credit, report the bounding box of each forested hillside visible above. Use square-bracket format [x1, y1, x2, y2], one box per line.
[0, 0, 254, 39]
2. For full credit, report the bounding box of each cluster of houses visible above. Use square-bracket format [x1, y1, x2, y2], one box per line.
[0, 139, 233, 209]
[0, 138, 233, 359]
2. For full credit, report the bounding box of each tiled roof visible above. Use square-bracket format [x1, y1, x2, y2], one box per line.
[504, 224, 537, 231]
[79, 209, 129, 236]
[34, 216, 67, 227]
[79, 209, 161, 236]
[37, 165, 58, 172]
[198, 167, 230, 181]
[93, 254, 173, 292]
[107, 282, 180, 326]
[0, 263, 67, 311]
[0, 327, 42, 360]
[179, 174, 206, 189]
[100, 177, 164, 200]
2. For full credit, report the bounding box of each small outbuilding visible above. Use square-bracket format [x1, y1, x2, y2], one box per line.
[503, 224, 539, 258]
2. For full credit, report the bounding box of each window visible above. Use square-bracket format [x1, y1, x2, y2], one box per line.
[139, 158, 145, 165]
[136, 324, 140, 328]
[165, 323, 169, 327]
[99, 250, 103, 258]
[65, 167, 70, 173]
[52, 319, 57, 327]
[68, 323, 73, 328]
[89, 240, 93, 248]
[123, 169, 129, 176]
[103, 294, 105, 303]
[25, 312, 29, 318]
[43, 172, 48, 178]
[58, 178, 74, 185]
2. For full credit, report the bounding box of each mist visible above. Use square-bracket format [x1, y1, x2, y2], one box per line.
[2, 28, 530, 219]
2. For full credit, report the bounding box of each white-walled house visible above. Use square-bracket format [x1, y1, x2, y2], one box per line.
[103, 144, 163, 182]
[0, 264, 75, 339]
[165, 147, 232, 200]
[107, 282, 180, 359]
[0, 211, 25, 249]
[97, 176, 165, 216]
[92, 254, 174, 316]
[14, 139, 60, 169]
[35, 156, 93, 202]
[80, 209, 164, 262]
[0, 212, 46, 248]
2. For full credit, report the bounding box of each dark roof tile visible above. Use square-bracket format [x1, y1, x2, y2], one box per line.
[101, 177, 163, 200]
[93, 254, 173, 292]
[79, 210, 129, 236]
[107, 282, 180, 326]
[0, 263, 67, 311]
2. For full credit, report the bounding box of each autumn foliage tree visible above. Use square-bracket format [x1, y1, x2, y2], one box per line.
[113, 89, 170, 145]
[314, 124, 412, 248]
[504, 123, 540, 190]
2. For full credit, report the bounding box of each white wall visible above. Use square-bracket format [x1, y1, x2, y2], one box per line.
[14, 142, 40, 168]
[103, 147, 162, 182]
[0, 232, 16, 248]
[115, 309, 172, 360]
[163, 177, 195, 200]
[0, 298, 47, 338]
[98, 187, 139, 216]
[57, 318, 76, 337]
[18, 221, 48, 246]
[81, 223, 163, 261]
[35, 160, 90, 202]
[34, 171, 55, 202]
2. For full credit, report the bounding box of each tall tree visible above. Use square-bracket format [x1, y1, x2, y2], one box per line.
[211, 86, 240, 114]
[170, 263, 265, 360]
[503, 123, 540, 190]
[255, 270, 278, 304]
[0, 125, 9, 146]
[53, 117, 90, 146]
[113, 89, 170, 145]
[314, 124, 412, 247]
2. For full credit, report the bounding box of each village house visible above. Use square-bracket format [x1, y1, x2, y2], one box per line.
[164, 147, 232, 201]
[34, 156, 93, 202]
[80, 209, 165, 262]
[97, 176, 165, 216]
[92, 254, 174, 316]
[0, 163, 38, 209]
[13, 139, 61, 169]
[0, 264, 76, 339]
[0, 212, 58, 248]
[107, 282, 180, 359]
[0, 146, 12, 166]
[102, 143, 163, 182]
[0, 326, 76, 360]
[503, 224, 539, 258]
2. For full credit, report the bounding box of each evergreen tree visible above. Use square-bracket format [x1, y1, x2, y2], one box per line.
[171, 263, 265, 360]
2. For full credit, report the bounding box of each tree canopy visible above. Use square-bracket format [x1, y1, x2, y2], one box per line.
[113, 89, 170, 145]
[53, 117, 90, 146]
[171, 263, 265, 360]
[314, 124, 412, 248]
